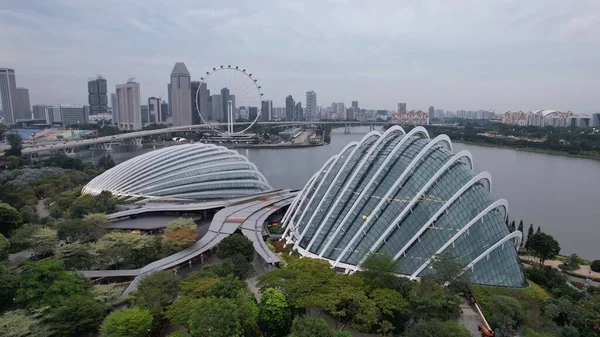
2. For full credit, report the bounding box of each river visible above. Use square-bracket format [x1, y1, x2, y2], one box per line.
[76, 126, 600, 260]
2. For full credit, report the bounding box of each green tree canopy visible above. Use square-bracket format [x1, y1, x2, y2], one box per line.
[370, 288, 410, 322]
[0, 233, 9, 260]
[430, 251, 470, 292]
[101, 306, 153, 337]
[164, 227, 199, 252]
[288, 315, 335, 337]
[8, 224, 40, 252]
[208, 274, 245, 299]
[180, 274, 219, 298]
[15, 259, 89, 308]
[0, 203, 23, 236]
[404, 319, 471, 337]
[359, 252, 399, 290]
[0, 309, 51, 337]
[94, 231, 157, 269]
[5, 133, 23, 157]
[54, 241, 95, 270]
[217, 234, 255, 262]
[80, 213, 109, 242]
[409, 280, 461, 321]
[47, 295, 108, 336]
[0, 263, 18, 311]
[488, 295, 525, 336]
[29, 227, 58, 256]
[166, 217, 197, 232]
[91, 283, 128, 308]
[134, 270, 181, 316]
[259, 288, 292, 337]
[527, 233, 561, 266]
[188, 296, 243, 337]
[97, 154, 116, 170]
[165, 296, 203, 328]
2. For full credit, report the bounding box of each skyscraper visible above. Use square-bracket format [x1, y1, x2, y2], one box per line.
[305, 90, 317, 121]
[0, 68, 17, 124]
[32, 104, 47, 120]
[211, 94, 222, 122]
[249, 107, 258, 121]
[428, 106, 435, 122]
[220, 88, 231, 122]
[295, 102, 304, 121]
[170, 62, 192, 127]
[115, 81, 141, 130]
[59, 105, 89, 126]
[196, 82, 210, 123]
[285, 95, 295, 121]
[148, 97, 161, 124]
[160, 102, 169, 122]
[261, 100, 272, 122]
[15, 87, 31, 120]
[352, 101, 359, 110]
[398, 103, 407, 113]
[141, 105, 149, 125]
[88, 77, 108, 115]
[111, 93, 118, 125]
[191, 81, 201, 125]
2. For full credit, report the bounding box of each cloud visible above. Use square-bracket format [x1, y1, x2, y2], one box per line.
[0, 0, 599, 112]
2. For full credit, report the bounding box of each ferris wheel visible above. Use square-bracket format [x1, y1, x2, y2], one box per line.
[195, 65, 264, 135]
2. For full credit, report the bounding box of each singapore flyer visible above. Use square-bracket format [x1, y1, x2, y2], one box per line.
[195, 65, 263, 135]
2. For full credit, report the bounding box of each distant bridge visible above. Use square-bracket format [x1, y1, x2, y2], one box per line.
[15, 121, 389, 156]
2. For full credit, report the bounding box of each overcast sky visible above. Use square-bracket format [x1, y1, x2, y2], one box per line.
[1, 0, 599, 113]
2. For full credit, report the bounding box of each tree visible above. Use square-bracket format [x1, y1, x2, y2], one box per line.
[165, 227, 199, 252]
[180, 274, 219, 298]
[288, 315, 334, 337]
[259, 288, 292, 337]
[97, 154, 116, 170]
[134, 270, 181, 316]
[518, 220, 524, 233]
[234, 287, 259, 327]
[217, 234, 255, 262]
[527, 233, 561, 266]
[166, 217, 197, 232]
[188, 296, 243, 337]
[409, 280, 461, 321]
[0, 263, 18, 311]
[15, 259, 89, 308]
[54, 241, 95, 270]
[0, 233, 9, 260]
[359, 252, 399, 290]
[29, 227, 58, 256]
[165, 297, 203, 328]
[94, 231, 157, 268]
[377, 320, 394, 337]
[19, 205, 38, 224]
[404, 320, 471, 337]
[47, 295, 108, 336]
[80, 213, 109, 242]
[0, 309, 51, 337]
[5, 133, 22, 157]
[559, 254, 581, 271]
[536, 226, 542, 234]
[488, 295, 525, 336]
[8, 224, 40, 251]
[370, 288, 409, 325]
[0, 203, 23, 236]
[91, 283, 128, 308]
[208, 274, 245, 299]
[518, 221, 525, 248]
[101, 307, 153, 337]
[430, 251, 470, 292]
[526, 224, 534, 244]
[509, 220, 515, 232]
[591, 260, 600, 273]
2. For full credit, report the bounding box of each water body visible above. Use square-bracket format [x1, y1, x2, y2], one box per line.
[76, 127, 600, 259]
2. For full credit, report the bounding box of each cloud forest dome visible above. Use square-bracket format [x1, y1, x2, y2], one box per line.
[83, 143, 271, 200]
[282, 126, 526, 287]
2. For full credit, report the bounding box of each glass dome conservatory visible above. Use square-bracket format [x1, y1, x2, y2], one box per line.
[83, 143, 271, 200]
[282, 126, 526, 287]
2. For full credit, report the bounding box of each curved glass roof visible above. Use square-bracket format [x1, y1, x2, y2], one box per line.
[283, 127, 526, 287]
[83, 144, 271, 200]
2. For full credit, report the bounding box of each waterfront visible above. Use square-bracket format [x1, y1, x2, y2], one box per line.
[77, 126, 600, 259]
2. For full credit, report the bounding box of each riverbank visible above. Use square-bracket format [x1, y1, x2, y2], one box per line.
[225, 142, 324, 149]
[451, 139, 600, 160]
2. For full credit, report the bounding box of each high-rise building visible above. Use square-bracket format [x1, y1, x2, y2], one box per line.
[295, 102, 304, 121]
[261, 100, 272, 122]
[160, 102, 169, 122]
[32, 104, 48, 120]
[15, 87, 31, 120]
[220, 88, 231, 122]
[170, 62, 192, 126]
[428, 106, 435, 122]
[352, 101, 359, 110]
[141, 105, 149, 125]
[148, 97, 161, 124]
[88, 77, 108, 115]
[398, 103, 407, 114]
[249, 107, 258, 121]
[305, 90, 317, 121]
[0, 68, 17, 124]
[285, 95, 295, 121]
[60, 105, 89, 126]
[195, 82, 210, 123]
[191, 81, 202, 125]
[110, 93, 118, 125]
[337, 102, 345, 119]
[115, 81, 141, 130]
[211, 94, 222, 122]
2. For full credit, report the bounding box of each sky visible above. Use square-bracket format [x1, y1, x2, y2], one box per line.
[1, 0, 599, 113]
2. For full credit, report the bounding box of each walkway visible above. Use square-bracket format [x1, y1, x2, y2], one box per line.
[458, 298, 487, 337]
[78, 189, 297, 295]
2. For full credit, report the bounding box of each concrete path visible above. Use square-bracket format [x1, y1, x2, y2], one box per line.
[458, 298, 486, 337]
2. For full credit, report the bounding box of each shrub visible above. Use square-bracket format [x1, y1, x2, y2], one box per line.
[591, 260, 600, 273]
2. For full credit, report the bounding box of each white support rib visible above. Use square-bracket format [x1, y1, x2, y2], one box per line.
[302, 126, 406, 253]
[287, 155, 339, 243]
[325, 134, 451, 262]
[293, 141, 362, 243]
[338, 149, 472, 267]
[409, 199, 508, 279]
[281, 180, 313, 235]
[391, 171, 492, 261]
[316, 126, 430, 257]
[457, 231, 522, 277]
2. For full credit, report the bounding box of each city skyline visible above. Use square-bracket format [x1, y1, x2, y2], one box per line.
[1, 1, 599, 113]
